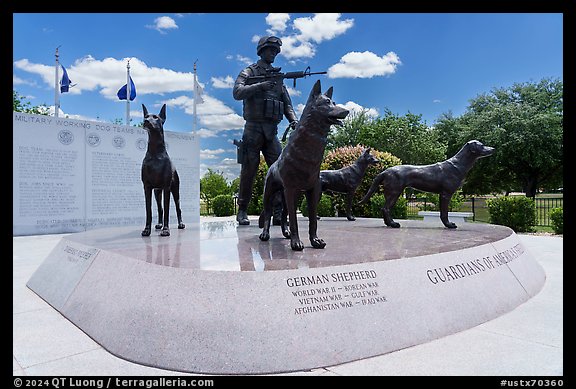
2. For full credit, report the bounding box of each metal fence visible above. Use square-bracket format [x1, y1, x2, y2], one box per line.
[534, 196, 563, 226]
[407, 195, 563, 227]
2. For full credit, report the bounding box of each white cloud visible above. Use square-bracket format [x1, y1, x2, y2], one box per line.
[327, 51, 401, 78]
[13, 59, 54, 87]
[266, 13, 291, 34]
[200, 160, 240, 183]
[14, 56, 197, 99]
[279, 35, 315, 59]
[433, 99, 442, 103]
[296, 101, 377, 118]
[200, 113, 244, 131]
[211, 76, 235, 89]
[269, 13, 354, 60]
[13, 75, 37, 86]
[227, 54, 253, 66]
[196, 128, 219, 138]
[163, 95, 233, 116]
[201, 148, 226, 160]
[292, 13, 354, 44]
[42, 105, 98, 121]
[162, 94, 245, 131]
[285, 86, 301, 97]
[220, 157, 238, 166]
[255, 14, 355, 61]
[236, 54, 253, 65]
[146, 16, 178, 34]
[338, 101, 379, 117]
[295, 103, 306, 116]
[130, 109, 143, 120]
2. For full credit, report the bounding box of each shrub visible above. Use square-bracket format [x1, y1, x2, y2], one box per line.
[368, 194, 407, 219]
[246, 156, 268, 215]
[212, 194, 235, 217]
[486, 196, 536, 232]
[549, 207, 563, 234]
[391, 196, 408, 219]
[200, 168, 231, 214]
[321, 145, 402, 218]
[247, 195, 263, 216]
[300, 194, 335, 217]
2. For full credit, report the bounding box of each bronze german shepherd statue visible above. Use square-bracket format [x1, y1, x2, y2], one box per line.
[359, 140, 494, 229]
[141, 104, 185, 236]
[258, 80, 349, 250]
[320, 147, 379, 221]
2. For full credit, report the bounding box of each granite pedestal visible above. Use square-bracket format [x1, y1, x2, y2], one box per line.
[26, 218, 546, 374]
[418, 211, 474, 224]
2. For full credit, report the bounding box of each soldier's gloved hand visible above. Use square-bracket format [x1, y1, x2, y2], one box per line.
[259, 81, 276, 91]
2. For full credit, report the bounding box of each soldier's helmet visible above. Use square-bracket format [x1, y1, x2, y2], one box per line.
[257, 36, 282, 55]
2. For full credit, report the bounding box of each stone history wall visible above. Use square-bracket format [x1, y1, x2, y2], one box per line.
[13, 112, 200, 236]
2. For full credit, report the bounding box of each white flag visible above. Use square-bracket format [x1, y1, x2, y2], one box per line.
[194, 78, 204, 104]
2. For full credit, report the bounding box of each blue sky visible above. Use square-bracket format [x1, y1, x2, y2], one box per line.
[13, 13, 563, 181]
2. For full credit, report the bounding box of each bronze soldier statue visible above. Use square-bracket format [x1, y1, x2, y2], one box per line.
[233, 36, 298, 225]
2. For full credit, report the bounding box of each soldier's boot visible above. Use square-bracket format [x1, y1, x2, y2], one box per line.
[236, 208, 250, 225]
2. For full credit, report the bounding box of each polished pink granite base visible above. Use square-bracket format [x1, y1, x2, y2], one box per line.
[27, 218, 545, 374]
[63, 218, 513, 270]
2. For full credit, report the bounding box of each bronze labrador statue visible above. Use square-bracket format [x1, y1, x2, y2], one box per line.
[258, 80, 349, 250]
[359, 140, 494, 229]
[320, 147, 379, 221]
[141, 104, 185, 236]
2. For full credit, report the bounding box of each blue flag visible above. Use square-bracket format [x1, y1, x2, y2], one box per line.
[60, 65, 72, 93]
[117, 76, 136, 101]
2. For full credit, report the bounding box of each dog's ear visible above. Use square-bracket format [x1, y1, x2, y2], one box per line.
[159, 104, 167, 123]
[365, 147, 371, 154]
[307, 79, 322, 104]
[142, 104, 148, 117]
[324, 86, 333, 100]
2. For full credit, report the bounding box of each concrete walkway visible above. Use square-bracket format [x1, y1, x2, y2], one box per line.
[13, 226, 563, 376]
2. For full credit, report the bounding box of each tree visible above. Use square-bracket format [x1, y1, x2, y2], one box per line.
[328, 109, 446, 166]
[200, 169, 231, 214]
[13, 90, 49, 115]
[327, 109, 373, 150]
[436, 78, 563, 197]
[366, 110, 446, 166]
[433, 112, 513, 195]
[229, 177, 240, 196]
[110, 118, 144, 127]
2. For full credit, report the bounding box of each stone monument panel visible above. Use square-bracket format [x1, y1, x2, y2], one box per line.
[13, 112, 200, 235]
[13, 114, 86, 235]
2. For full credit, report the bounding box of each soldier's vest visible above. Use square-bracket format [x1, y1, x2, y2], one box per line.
[243, 63, 284, 123]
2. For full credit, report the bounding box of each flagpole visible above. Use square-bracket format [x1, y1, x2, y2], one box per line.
[54, 46, 61, 118]
[193, 60, 198, 133]
[126, 59, 131, 126]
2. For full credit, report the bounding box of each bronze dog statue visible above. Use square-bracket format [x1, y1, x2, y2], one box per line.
[141, 104, 185, 236]
[320, 147, 379, 221]
[359, 140, 494, 228]
[258, 80, 349, 250]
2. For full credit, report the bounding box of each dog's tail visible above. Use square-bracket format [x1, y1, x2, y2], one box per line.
[358, 171, 385, 205]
